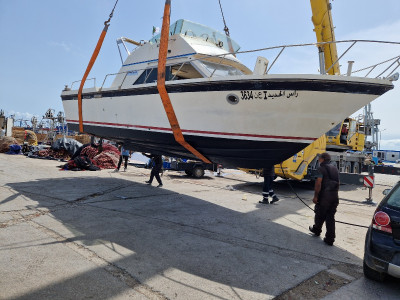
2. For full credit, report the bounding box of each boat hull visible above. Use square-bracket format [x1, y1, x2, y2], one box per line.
[61, 75, 393, 168]
[66, 122, 308, 168]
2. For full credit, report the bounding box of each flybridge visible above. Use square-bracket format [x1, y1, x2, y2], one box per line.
[115, 19, 241, 66]
[149, 19, 240, 53]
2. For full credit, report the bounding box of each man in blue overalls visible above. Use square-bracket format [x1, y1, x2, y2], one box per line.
[114, 145, 131, 172]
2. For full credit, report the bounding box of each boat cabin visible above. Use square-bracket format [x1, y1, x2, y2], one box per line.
[111, 19, 252, 89]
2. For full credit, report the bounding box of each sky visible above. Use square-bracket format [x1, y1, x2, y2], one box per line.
[1, 0, 400, 148]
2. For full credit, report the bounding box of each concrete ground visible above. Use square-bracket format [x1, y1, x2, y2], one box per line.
[0, 153, 399, 299]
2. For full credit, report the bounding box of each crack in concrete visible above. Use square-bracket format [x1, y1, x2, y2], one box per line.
[1, 172, 369, 299]
[274, 263, 363, 300]
[86, 202, 360, 268]
[28, 220, 169, 300]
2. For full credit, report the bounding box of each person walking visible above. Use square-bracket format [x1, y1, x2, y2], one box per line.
[114, 145, 131, 172]
[259, 165, 279, 204]
[309, 152, 340, 246]
[143, 153, 163, 187]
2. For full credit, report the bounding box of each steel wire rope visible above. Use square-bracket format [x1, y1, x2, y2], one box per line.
[218, 0, 230, 37]
[279, 164, 370, 229]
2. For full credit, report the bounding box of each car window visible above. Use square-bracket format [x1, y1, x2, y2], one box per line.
[387, 185, 400, 209]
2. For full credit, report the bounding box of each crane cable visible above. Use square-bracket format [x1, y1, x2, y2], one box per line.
[77, 0, 119, 133]
[279, 163, 369, 229]
[218, 0, 230, 37]
[157, 0, 212, 164]
[217, 0, 235, 56]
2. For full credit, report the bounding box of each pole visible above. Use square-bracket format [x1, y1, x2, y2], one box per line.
[363, 165, 377, 206]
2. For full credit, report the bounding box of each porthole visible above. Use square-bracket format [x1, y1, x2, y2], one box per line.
[226, 93, 239, 105]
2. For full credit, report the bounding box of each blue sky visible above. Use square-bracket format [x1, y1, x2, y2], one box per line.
[1, 0, 400, 148]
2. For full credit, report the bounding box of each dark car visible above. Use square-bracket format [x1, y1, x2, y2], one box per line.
[363, 181, 400, 281]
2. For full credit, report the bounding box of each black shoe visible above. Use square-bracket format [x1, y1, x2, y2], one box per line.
[259, 199, 269, 204]
[145, 181, 151, 184]
[270, 196, 279, 204]
[157, 184, 163, 188]
[323, 238, 334, 246]
[309, 226, 320, 237]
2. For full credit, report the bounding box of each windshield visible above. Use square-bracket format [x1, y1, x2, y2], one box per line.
[198, 60, 244, 77]
[387, 184, 400, 209]
[326, 123, 341, 137]
[149, 19, 240, 53]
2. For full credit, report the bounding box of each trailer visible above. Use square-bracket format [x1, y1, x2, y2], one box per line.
[373, 150, 400, 163]
[163, 159, 216, 178]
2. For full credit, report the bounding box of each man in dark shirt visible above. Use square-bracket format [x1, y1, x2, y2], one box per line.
[143, 153, 163, 187]
[309, 152, 340, 246]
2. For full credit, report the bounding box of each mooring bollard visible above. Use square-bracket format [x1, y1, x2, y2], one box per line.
[363, 165, 377, 205]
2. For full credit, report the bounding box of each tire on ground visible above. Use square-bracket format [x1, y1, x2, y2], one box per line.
[344, 162, 352, 173]
[353, 162, 360, 174]
[363, 261, 385, 282]
[192, 166, 205, 178]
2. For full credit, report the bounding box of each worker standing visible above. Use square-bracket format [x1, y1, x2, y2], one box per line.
[309, 152, 340, 246]
[114, 145, 131, 172]
[259, 165, 279, 204]
[340, 124, 348, 144]
[143, 153, 163, 187]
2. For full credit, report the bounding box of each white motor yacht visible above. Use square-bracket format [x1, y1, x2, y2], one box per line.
[61, 19, 394, 168]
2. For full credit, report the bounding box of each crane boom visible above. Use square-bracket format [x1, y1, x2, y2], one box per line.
[310, 0, 340, 75]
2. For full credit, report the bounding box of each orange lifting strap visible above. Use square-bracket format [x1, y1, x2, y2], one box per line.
[77, 0, 118, 133]
[157, 0, 212, 164]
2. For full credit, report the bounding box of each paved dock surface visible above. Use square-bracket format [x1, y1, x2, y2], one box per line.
[1, 154, 399, 299]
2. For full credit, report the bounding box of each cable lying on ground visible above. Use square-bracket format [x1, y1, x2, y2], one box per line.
[279, 163, 370, 229]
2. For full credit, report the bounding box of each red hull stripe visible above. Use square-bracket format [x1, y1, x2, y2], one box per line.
[66, 119, 317, 141]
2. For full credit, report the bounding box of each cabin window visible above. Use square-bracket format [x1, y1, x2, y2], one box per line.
[133, 63, 203, 85]
[134, 68, 159, 84]
[170, 63, 203, 79]
[199, 60, 244, 77]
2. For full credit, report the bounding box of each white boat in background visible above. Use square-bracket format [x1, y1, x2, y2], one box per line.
[61, 19, 395, 168]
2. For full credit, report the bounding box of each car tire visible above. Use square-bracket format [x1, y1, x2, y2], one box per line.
[344, 162, 352, 173]
[353, 162, 360, 174]
[363, 260, 385, 282]
[192, 166, 205, 178]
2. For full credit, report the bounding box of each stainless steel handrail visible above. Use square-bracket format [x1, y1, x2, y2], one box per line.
[192, 39, 400, 79]
[376, 58, 400, 78]
[71, 78, 96, 90]
[70, 39, 400, 91]
[266, 46, 285, 74]
[325, 41, 356, 74]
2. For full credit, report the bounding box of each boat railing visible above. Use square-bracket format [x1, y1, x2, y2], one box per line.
[100, 72, 129, 90]
[67, 39, 400, 91]
[100, 68, 154, 90]
[71, 78, 96, 90]
[192, 39, 400, 79]
[351, 54, 400, 78]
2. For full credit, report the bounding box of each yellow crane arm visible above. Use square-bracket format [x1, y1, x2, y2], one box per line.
[310, 0, 340, 75]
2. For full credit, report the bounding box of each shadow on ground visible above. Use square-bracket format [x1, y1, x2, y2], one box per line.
[2, 176, 397, 299]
